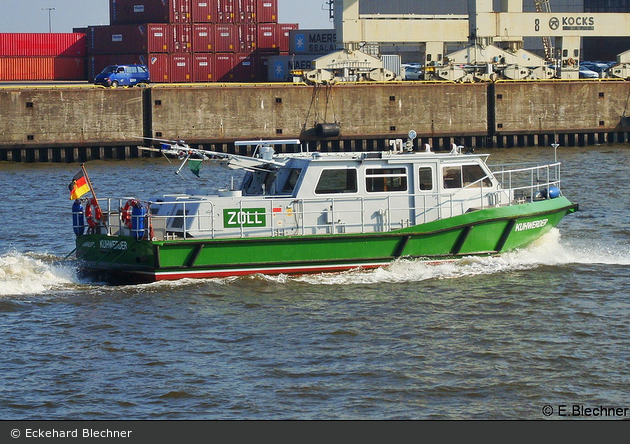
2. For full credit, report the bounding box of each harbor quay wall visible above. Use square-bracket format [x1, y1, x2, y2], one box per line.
[1, 81, 629, 162]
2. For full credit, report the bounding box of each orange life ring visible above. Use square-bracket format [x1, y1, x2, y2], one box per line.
[120, 199, 137, 229]
[567, 57, 576, 66]
[85, 198, 102, 229]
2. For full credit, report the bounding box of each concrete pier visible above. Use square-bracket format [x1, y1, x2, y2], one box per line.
[1, 80, 629, 162]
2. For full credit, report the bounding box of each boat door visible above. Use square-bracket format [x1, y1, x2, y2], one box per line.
[412, 163, 441, 224]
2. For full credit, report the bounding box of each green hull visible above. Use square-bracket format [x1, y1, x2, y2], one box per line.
[75, 197, 577, 283]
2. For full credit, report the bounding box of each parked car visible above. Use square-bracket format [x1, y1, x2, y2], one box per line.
[94, 64, 150, 88]
[578, 66, 599, 78]
[402, 65, 423, 80]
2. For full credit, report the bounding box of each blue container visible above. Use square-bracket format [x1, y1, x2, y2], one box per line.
[131, 202, 146, 240]
[72, 200, 85, 236]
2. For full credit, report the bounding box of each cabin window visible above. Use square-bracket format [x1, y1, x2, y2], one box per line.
[418, 167, 433, 191]
[365, 168, 407, 192]
[282, 168, 302, 193]
[443, 165, 492, 189]
[315, 169, 357, 194]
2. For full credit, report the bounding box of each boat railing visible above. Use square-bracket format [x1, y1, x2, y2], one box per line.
[491, 161, 562, 203]
[90, 162, 563, 240]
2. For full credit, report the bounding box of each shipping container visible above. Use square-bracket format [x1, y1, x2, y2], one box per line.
[146, 54, 171, 82]
[217, 0, 236, 23]
[214, 24, 238, 52]
[192, 25, 214, 52]
[0, 33, 86, 57]
[170, 53, 192, 82]
[87, 25, 172, 54]
[256, 24, 278, 52]
[172, 24, 193, 53]
[0, 56, 86, 81]
[255, 0, 278, 23]
[110, 0, 192, 25]
[276, 24, 298, 52]
[266, 54, 318, 81]
[191, 0, 217, 23]
[233, 53, 255, 81]
[236, 0, 256, 22]
[237, 23, 257, 52]
[214, 53, 236, 81]
[193, 54, 214, 81]
[288, 29, 337, 55]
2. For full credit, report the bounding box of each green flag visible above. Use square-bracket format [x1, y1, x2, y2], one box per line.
[189, 159, 202, 177]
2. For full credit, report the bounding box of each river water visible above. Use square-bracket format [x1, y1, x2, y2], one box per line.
[0, 144, 628, 420]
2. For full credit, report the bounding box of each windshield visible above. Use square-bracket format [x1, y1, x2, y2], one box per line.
[99, 66, 117, 75]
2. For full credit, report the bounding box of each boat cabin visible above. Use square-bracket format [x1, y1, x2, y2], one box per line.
[143, 138, 510, 241]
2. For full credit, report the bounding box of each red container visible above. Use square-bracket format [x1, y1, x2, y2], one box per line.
[146, 53, 170, 82]
[0, 56, 85, 81]
[237, 23, 256, 52]
[191, 0, 217, 23]
[172, 24, 193, 53]
[110, 0, 191, 24]
[255, 0, 278, 23]
[257, 24, 278, 52]
[87, 25, 172, 54]
[214, 53, 235, 81]
[0, 33, 86, 57]
[217, 0, 236, 23]
[236, 0, 256, 22]
[192, 24, 214, 52]
[193, 54, 214, 82]
[233, 53, 255, 81]
[276, 24, 298, 52]
[170, 53, 192, 82]
[214, 24, 238, 52]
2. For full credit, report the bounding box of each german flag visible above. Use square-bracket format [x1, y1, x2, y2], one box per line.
[69, 170, 90, 200]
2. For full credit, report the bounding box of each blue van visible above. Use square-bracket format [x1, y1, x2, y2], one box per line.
[94, 64, 150, 88]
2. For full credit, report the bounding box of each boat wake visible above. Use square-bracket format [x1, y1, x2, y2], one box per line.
[289, 228, 630, 285]
[0, 251, 80, 296]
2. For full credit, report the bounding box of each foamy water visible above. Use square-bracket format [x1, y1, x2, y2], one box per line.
[0, 252, 79, 296]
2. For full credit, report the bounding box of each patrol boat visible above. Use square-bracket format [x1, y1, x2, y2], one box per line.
[70, 131, 578, 283]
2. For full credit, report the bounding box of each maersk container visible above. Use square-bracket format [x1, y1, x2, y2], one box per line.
[192, 24, 214, 52]
[214, 24, 238, 52]
[217, 0, 236, 23]
[0, 33, 86, 57]
[110, 0, 192, 25]
[191, 0, 217, 23]
[266, 54, 319, 82]
[256, 24, 278, 52]
[288, 29, 337, 55]
[193, 54, 214, 81]
[0, 57, 86, 81]
[87, 25, 172, 54]
[255, 0, 278, 23]
[276, 24, 298, 53]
